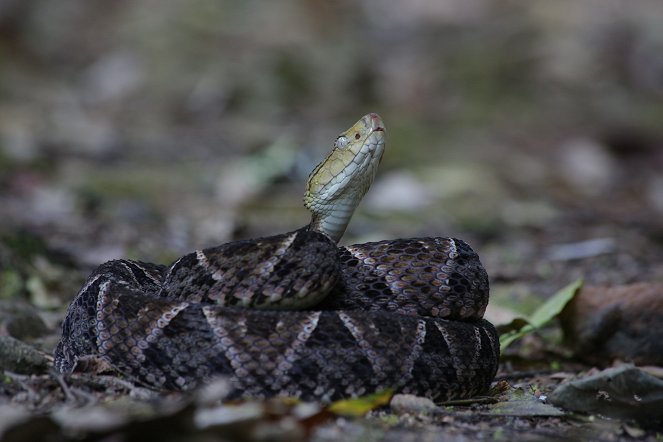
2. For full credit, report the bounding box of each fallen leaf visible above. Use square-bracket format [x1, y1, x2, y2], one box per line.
[548, 365, 663, 423]
[327, 389, 393, 417]
[499, 279, 583, 352]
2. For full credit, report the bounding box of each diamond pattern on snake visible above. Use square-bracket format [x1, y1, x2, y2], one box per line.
[55, 113, 499, 402]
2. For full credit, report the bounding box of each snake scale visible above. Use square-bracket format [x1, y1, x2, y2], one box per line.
[55, 114, 499, 402]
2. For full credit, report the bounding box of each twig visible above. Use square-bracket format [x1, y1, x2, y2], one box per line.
[439, 395, 500, 406]
[53, 372, 75, 402]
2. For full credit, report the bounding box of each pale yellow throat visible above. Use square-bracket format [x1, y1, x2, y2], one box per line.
[304, 113, 385, 243]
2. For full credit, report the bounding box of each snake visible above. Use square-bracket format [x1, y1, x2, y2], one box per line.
[54, 113, 499, 402]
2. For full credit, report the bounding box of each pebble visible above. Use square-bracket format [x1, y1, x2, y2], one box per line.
[390, 394, 439, 415]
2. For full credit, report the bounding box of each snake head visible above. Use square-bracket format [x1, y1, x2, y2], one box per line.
[305, 113, 386, 242]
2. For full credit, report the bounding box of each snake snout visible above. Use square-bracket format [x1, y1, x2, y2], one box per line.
[366, 113, 385, 132]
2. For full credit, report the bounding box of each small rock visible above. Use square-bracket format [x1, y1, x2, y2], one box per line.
[389, 394, 438, 415]
[0, 336, 49, 374]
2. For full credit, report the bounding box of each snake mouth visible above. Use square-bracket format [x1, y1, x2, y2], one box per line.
[366, 113, 385, 133]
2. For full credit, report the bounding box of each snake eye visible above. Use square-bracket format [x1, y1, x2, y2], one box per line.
[354, 133, 361, 140]
[334, 136, 348, 149]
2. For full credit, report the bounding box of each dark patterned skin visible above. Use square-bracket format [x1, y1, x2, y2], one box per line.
[320, 237, 489, 320]
[55, 227, 499, 402]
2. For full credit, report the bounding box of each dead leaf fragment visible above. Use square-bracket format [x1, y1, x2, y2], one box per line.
[559, 282, 663, 366]
[548, 365, 663, 423]
[327, 389, 393, 417]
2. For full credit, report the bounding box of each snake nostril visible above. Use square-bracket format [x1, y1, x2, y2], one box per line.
[367, 113, 384, 130]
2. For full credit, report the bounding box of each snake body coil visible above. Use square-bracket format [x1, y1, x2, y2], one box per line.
[55, 114, 499, 402]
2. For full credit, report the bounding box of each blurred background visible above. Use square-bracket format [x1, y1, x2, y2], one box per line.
[1, 0, 662, 313]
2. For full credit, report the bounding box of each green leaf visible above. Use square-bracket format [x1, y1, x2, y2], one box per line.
[327, 389, 393, 417]
[499, 279, 583, 352]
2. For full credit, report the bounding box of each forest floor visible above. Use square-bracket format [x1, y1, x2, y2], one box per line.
[2, 1, 663, 440]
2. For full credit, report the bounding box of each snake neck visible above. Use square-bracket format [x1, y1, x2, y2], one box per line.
[308, 193, 361, 243]
[304, 113, 385, 243]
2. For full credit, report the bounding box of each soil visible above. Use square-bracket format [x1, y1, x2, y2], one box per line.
[1, 1, 663, 440]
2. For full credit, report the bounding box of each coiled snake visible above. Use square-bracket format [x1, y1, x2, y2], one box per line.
[55, 114, 499, 402]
